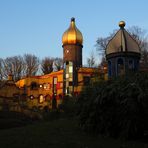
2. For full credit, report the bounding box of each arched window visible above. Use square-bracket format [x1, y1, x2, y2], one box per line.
[39, 95, 44, 104]
[128, 59, 134, 70]
[31, 82, 38, 90]
[30, 95, 34, 100]
[108, 61, 112, 77]
[117, 58, 124, 75]
[134, 59, 139, 71]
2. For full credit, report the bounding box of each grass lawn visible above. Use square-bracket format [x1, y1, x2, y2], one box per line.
[0, 117, 147, 148]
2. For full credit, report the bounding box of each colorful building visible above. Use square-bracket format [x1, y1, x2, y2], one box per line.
[0, 18, 101, 110]
[0, 19, 142, 111]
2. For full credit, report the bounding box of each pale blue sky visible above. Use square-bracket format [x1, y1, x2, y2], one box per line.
[0, 0, 148, 64]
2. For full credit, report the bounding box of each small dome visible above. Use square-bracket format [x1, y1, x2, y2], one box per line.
[62, 18, 83, 45]
[106, 21, 140, 55]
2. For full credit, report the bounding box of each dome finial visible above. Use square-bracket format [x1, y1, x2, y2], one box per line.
[119, 21, 126, 28]
[71, 17, 75, 22]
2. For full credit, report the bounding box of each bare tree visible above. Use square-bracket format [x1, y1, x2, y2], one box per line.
[96, 30, 116, 55]
[127, 26, 147, 50]
[41, 57, 54, 74]
[2, 56, 25, 81]
[12, 56, 25, 81]
[127, 26, 148, 67]
[87, 50, 96, 67]
[54, 57, 63, 71]
[23, 54, 39, 76]
[0, 58, 4, 80]
[140, 45, 148, 68]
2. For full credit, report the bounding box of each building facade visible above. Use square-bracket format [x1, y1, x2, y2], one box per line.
[0, 19, 142, 111]
[0, 18, 100, 110]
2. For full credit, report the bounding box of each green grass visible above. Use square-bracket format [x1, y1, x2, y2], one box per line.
[0, 118, 147, 148]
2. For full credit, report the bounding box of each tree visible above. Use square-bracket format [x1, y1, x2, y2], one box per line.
[41, 57, 54, 74]
[87, 50, 96, 67]
[23, 54, 39, 76]
[53, 57, 63, 71]
[127, 26, 148, 67]
[2, 56, 25, 81]
[78, 72, 148, 139]
[96, 30, 116, 56]
[141, 48, 148, 67]
[0, 58, 4, 80]
[127, 26, 147, 50]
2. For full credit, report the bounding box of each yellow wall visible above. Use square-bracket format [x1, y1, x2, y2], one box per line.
[0, 68, 107, 110]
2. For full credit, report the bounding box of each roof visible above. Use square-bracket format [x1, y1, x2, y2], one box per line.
[78, 67, 98, 74]
[106, 21, 140, 55]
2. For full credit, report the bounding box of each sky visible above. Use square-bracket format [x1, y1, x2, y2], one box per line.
[0, 0, 148, 65]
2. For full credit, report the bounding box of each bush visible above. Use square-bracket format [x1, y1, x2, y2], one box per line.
[58, 95, 79, 117]
[78, 72, 148, 139]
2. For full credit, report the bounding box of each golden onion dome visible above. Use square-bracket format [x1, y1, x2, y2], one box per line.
[62, 17, 83, 45]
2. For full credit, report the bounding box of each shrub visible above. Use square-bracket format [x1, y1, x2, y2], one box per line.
[78, 72, 148, 139]
[58, 95, 79, 117]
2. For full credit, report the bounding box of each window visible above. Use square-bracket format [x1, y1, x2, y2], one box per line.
[30, 95, 34, 100]
[66, 73, 69, 78]
[69, 66, 73, 73]
[39, 84, 43, 88]
[31, 82, 38, 90]
[43, 83, 50, 90]
[53, 77, 57, 95]
[54, 77, 57, 84]
[129, 60, 133, 70]
[39, 95, 44, 104]
[117, 58, 124, 75]
[108, 61, 112, 77]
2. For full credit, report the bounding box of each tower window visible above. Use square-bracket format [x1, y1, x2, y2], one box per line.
[129, 60, 134, 70]
[69, 66, 73, 73]
[108, 61, 112, 77]
[117, 58, 124, 75]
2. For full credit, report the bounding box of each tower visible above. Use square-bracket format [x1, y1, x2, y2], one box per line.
[62, 17, 83, 96]
[106, 21, 141, 77]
